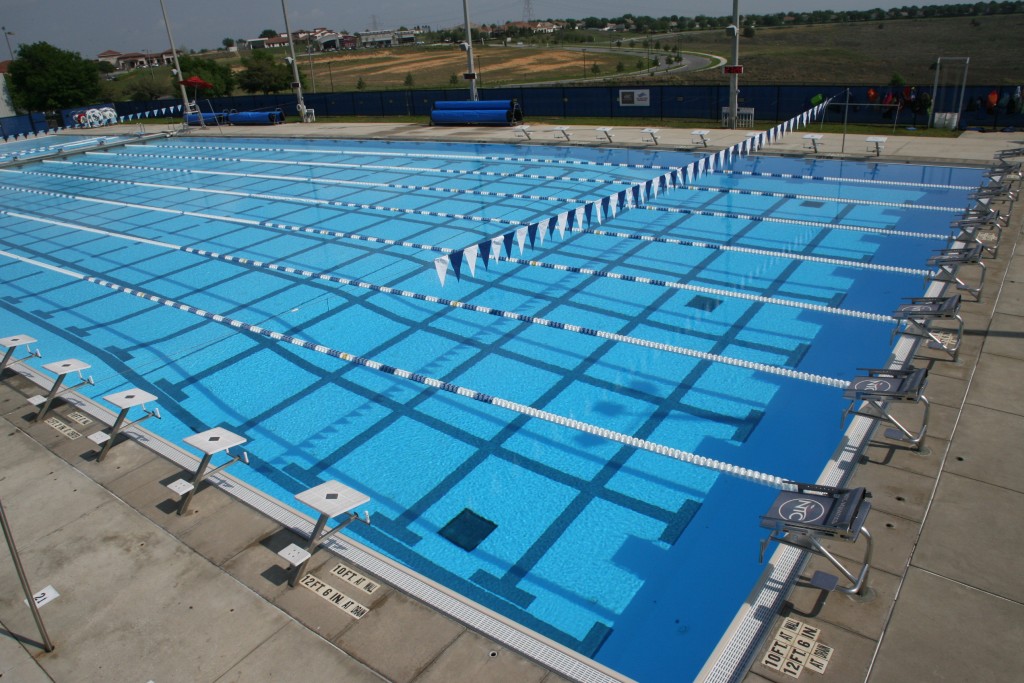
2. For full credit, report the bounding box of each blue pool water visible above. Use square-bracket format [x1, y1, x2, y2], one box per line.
[0, 136, 983, 682]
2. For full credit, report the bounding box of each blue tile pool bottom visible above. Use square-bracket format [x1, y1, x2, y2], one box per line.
[0, 137, 984, 682]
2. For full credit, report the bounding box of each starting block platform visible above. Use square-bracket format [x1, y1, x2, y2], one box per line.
[843, 367, 930, 449]
[892, 295, 963, 361]
[760, 483, 873, 595]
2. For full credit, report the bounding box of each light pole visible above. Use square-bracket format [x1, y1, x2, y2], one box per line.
[1, 27, 13, 61]
[306, 39, 316, 94]
[727, 0, 741, 129]
[461, 0, 478, 100]
[158, 0, 196, 123]
[281, 0, 307, 120]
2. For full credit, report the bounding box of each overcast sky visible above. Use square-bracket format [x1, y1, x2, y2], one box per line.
[4, 0, 970, 59]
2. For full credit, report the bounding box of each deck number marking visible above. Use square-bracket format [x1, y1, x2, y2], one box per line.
[45, 417, 81, 440]
[67, 411, 93, 426]
[24, 585, 59, 609]
[299, 573, 369, 619]
[329, 563, 380, 594]
[761, 618, 834, 677]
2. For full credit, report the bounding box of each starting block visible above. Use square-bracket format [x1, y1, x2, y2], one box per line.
[691, 130, 710, 147]
[760, 483, 873, 596]
[803, 133, 824, 153]
[928, 244, 986, 301]
[892, 295, 963, 362]
[513, 125, 532, 141]
[550, 126, 572, 141]
[843, 367, 930, 450]
[865, 136, 887, 156]
[595, 127, 614, 143]
[641, 128, 660, 145]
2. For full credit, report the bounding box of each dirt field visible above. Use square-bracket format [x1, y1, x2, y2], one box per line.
[304, 46, 627, 90]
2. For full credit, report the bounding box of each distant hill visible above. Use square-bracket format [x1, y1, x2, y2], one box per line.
[670, 14, 1023, 85]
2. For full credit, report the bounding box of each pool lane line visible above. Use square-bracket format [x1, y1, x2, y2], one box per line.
[150, 141, 677, 172]
[640, 205, 951, 240]
[0, 207, 863, 385]
[0, 245, 797, 491]
[2, 167, 546, 230]
[116, 147, 630, 186]
[719, 169, 977, 191]
[53, 157, 606, 208]
[679, 183, 965, 213]
[0, 180, 935, 285]
[65, 157, 952, 243]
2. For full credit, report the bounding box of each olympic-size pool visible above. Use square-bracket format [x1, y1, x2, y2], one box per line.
[0, 135, 984, 682]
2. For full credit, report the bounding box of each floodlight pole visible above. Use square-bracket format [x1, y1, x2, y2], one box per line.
[728, 0, 740, 129]
[462, 0, 478, 101]
[1, 497, 54, 652]
[2, 27, 14, 62]
[158, 0, 196, 123]
[281, 0, 307, 119]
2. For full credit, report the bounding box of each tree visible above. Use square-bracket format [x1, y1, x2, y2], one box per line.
[237, 49, 292, 94]
[8, 42, 102, 111]
[449, 73, 459, 85]
[259, 29, 279, 39]
[356, 76, 366, 90]
[222, 38, 235, 49]
[404, 72, 414, 87]
[743, 25, 756, 38]
[176, 54, 235, 96]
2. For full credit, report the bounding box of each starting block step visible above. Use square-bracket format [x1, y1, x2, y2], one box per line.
[87, 431, 110, 445]
[810, 570, 840, 592]
[278, 543, 312, 567]
[27, 395, 45, 406]
[166, 479, 195, 496]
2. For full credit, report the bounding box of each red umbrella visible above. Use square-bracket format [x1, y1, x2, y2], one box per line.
[178, 75, 213, 89]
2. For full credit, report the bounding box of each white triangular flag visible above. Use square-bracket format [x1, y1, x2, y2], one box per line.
[434, 255, 449, 286]
[464, 244, 478, 277]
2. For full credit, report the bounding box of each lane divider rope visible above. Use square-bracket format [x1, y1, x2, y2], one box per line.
[679, 183, 964, 213]
[719, 168, 977, 191]
[1, 208, 854, 387]
[154, 141, 678, 171]
[641, 204, 951, 240]
[0, 181, 930, 301]
[0, 245, 797, 491]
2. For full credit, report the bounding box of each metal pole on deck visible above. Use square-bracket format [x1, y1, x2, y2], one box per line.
[0, 498, 54, 652]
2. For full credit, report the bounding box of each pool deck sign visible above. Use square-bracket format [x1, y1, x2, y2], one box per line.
[329, 563, 380, 594]
[299, 572, 370, 618]
[24, 585, 59, 609]
[761, 617, 833, 677]
[44, 416, 81, 440]
[618, 89, 650, 106]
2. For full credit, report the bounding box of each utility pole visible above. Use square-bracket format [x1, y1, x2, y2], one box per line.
[728, 0, 740, 129]
[461, 0, 478, 100]
[158, 0, 197, 124]
[281, 0, 307, 120]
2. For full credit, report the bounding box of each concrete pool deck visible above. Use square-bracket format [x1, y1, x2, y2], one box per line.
[1, 122, 1022, 682]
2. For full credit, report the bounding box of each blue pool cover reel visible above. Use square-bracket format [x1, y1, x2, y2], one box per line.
[431, 99, 524, 126]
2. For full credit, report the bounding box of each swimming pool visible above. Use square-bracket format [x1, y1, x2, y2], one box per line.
[0, 134, 983, 682]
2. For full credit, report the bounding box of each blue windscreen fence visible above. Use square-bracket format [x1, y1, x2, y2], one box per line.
[111, 83, 1024, 131]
